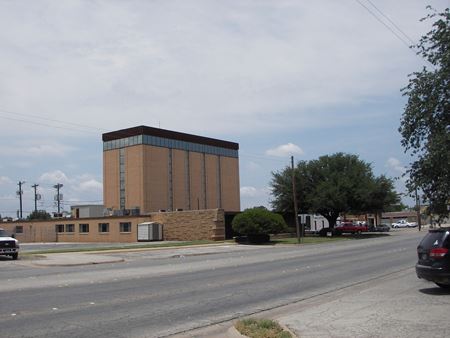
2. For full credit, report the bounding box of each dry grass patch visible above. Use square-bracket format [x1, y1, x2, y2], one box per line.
[235, 318, 292, 338]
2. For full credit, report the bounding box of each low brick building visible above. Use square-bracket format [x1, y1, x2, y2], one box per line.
[0, 209, 225, 243]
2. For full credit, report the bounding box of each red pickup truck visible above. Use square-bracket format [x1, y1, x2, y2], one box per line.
[335, 222, 368, 235]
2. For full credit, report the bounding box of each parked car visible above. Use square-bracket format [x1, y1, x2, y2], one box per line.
[335, 221, 368, 235]
[0, 228, 19, 260]
[391, 220, 412, 228]
[369, 224, 390, 232]
[416, 227, 450, 289]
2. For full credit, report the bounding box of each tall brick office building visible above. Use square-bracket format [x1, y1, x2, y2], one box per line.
[102, 126, 240, 214]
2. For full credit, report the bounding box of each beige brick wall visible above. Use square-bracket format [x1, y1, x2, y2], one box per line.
[1, 209, 225, 243]
[103, 144, 240, 214]
[220, 156, 240, 212]
[103, 149, 120, 210]
[143, 145, 169, 212]
[125, 146, 144, 209]
[152, 209, 225, 241]
[205, 154, 219, 209]
[189, 152, 205, 210]
[172, 149, 187, 211]
[0, 223, 57, 242]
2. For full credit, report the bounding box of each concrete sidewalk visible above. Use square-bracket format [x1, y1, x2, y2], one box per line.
[178, 269, 450, 338]
[277, 268, 450, 338]
[26, 252, 125, 266]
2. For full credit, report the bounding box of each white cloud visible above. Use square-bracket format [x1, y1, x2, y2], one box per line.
[32, 171, 103, 212]
[27, 144, 76, 157]
[0, 0, 446, 137]
[240, 186, 259, 197]
[0, 142, 76, 158]
[266, 143, 304, 157]
[0, 176, 12, 185]
[240, 186, 270, 197]
[386, 157, 406, 174]
[240, 186, 271, 209]
[244, 161, 262, 172]
[39, 170, 70, 184]
[39, 171, 102, 194]
[74, 179, 103, 193]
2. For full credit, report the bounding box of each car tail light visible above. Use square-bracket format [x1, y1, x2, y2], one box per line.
[430, 248, 448, 258]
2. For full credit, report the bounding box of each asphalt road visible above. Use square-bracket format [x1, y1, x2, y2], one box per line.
[0, 231, 424, 337]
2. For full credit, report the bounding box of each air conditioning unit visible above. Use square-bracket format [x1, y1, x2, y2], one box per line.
[113, 209, 124, 216]
[137, 222, 163, 241]
[130, 207, 140, 216]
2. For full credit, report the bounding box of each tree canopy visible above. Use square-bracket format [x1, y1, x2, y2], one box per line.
[27, 210, 52, 220]
[270, 153, 399, 227]
[399, 8, 449, 220]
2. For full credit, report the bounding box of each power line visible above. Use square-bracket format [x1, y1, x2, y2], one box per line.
[240, 152, 290, 164]
[0, 114, 99, 134]
[354, 0, 414, 50]
[0, 108, 159, 138]
[365, 0, 416, 45]
[0, 108, 106, 132]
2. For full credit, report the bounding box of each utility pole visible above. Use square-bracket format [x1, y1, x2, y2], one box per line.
[415, 188, 422, 231]
[291, 156, 301, 244]
[54, 183, 63, 215]
[17, 181, 25, 219]
[31, 184, 39, 213]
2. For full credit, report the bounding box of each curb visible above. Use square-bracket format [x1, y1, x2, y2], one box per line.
[27, 252, 126, 267]
[31, 258, 125, 267]
[22, 242, 237, 256]
[227, 326, 247, 338]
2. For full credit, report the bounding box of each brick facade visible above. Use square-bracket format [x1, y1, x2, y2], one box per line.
[0, 209, 225, 243]
[102, 126, 240, 214]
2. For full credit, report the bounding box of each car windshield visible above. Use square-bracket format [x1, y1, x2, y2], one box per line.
[0, 229, 9, 237]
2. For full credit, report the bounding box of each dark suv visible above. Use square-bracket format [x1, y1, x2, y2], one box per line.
[416, 227, 450, 289]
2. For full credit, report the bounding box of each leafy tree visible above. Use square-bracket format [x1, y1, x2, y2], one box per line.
[364, 175, 400, 214]
[270, 153, 400, 228]
[27, 210, 52, 220]
[399, 8, 450, 220]
[232, 207, 287, 237]
[384, 202, 409, 212]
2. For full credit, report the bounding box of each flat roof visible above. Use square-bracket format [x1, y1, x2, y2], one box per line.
[102, 125, 239, 150]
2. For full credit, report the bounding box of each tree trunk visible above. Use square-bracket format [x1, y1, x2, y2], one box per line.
[323, 212, 339, 229]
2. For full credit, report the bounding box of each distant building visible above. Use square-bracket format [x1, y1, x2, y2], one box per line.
[71, 205, 105, 219]
[381, 211, 418, 225]
[102, 126, 240, 214]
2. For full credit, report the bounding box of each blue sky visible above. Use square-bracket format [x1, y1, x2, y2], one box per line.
[0, 0, 448, 217]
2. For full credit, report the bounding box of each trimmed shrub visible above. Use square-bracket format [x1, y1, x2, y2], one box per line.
[232, 207, 287, 242]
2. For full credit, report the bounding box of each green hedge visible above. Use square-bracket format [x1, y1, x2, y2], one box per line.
[232, 207, 287, 236]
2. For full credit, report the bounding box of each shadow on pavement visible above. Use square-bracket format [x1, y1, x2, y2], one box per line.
[343, 233, 391, 239]
[419, 287, 450, 296]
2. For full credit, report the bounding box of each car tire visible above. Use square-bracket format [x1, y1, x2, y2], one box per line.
[11, 253, 18, 260]
[435, 283, 450, 289]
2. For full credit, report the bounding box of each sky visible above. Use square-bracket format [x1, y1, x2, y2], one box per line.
[0, 0, 448, 218]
